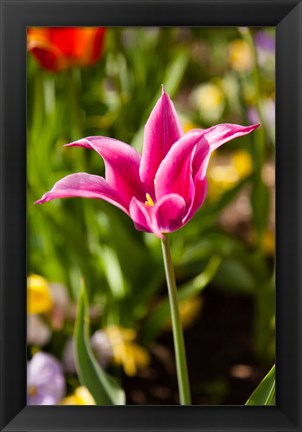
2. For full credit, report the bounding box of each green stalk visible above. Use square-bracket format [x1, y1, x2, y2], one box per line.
[161, 235, 191, 405]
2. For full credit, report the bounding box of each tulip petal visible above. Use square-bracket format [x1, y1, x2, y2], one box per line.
[183, 177, 208, 224]
[129, 194, 187, 238]
[35, 173, 128, 214]
[203, 123, 260, 152]
[27, 33, 67, 72]
[129, 198, 153, 233]
[151, 194, 186, 236]
[27, 27, 106, 72]
[58, 28, 105, 66]
[140, 88, 184, 190]
[66, 137, 144, 206]
[155, 131, 210, 204]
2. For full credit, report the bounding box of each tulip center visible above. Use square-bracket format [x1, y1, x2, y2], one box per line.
[145, 193, 154, 207]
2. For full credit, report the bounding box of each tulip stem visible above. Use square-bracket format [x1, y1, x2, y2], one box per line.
[161, 235, 191, 405]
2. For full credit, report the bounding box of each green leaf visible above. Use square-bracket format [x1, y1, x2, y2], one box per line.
[253, 277, 275, 361]
[245, 365, 275, 405]
[162, 50, 189, 96]
[74, 282, 126, 405]
[101, 245, 128, 300]
[213, 258, 257, 295]
[251, 179, 270, 236]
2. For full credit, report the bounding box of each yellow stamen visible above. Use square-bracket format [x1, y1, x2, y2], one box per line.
[145, 193, 154, 207]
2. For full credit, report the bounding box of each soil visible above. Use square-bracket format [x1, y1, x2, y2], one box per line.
[123, 286, 271, 405]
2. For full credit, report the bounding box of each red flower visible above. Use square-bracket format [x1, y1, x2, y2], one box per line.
[27, 27, 106, 72]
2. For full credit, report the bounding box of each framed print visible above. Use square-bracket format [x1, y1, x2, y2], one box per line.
[0, 0, 301, 431]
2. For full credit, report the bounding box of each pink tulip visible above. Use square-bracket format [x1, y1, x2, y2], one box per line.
[36, 87, 259, 238]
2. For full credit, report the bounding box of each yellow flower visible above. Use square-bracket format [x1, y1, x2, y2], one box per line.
[104, 325, 150, 377]
[207, 155, 238, 201]
[27, 274, 53, 314]
[192, 83, 225, 122]
[208, 150, 253, 201]
[261, 231, 275, 256]
[179, 297, 203, 328]
[62, 386, 95, 405]
[249, 229, 275, 256]
[181, 118, 198, 133]
[231, 150, 253, 177]
[228, 39, 254, 72]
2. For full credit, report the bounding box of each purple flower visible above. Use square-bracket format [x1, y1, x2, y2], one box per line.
[254, 30, 275, 68]
[36, 87, 259, 238]
[254, 30, 275, 53]
[27, 352, 65, 405]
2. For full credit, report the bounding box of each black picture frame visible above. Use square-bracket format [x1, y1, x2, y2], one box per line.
[1, 0, 301, 431]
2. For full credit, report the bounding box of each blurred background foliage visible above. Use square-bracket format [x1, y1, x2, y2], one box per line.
[27, 27, 275, 405]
